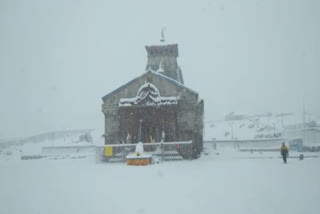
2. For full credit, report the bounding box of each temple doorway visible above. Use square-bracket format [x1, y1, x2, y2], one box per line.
[118, 106, 178, 144]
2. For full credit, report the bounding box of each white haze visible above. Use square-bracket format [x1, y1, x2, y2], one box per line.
[0, 0, 319, 138]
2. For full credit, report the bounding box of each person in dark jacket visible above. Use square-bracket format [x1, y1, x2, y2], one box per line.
[280, 142, 289, 163]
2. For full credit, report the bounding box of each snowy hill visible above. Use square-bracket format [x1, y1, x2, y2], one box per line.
[205, 115, 282, 141]
[204, 112, 319, 141]
[0, 129, 103, 161]
[0, 129, 97, 146]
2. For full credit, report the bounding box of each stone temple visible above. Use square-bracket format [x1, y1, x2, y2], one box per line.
[101, 41, 204, 158]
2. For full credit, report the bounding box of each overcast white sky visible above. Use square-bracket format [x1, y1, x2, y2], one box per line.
[1, 0, 319, 138]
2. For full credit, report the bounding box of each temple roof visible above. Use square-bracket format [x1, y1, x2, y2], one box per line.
[101, 69, 197, 101]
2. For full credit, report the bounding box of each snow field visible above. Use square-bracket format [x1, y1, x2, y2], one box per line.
[0, 146, 319, 214]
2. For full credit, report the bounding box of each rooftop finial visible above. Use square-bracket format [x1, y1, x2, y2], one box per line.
[160, 27, 166, 43]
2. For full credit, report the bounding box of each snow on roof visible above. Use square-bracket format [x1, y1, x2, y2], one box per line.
[102, 75, 142, 101]
[102, 69, 198, 101]
[137, 82, 160, 96]
[119, 82, 178, 107]
[119, 97, 177, 107]
[148, 69, 198, 96]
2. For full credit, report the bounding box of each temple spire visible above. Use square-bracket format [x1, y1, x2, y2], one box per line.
[160, 27, 166, 43]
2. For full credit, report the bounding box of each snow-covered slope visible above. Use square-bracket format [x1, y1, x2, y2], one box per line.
[204, 113, 319, 141]
[0, 130, 103, 161]
[205, 116, 284, 140]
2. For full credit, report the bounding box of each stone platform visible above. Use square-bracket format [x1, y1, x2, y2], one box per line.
[126, 153, 152, 166]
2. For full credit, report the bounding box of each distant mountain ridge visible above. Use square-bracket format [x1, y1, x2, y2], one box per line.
[0, 129, 93, 147]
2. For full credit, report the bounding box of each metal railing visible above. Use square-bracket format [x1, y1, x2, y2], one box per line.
[95, 141, 193, 163]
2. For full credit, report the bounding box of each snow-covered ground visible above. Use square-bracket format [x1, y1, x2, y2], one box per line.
[0, 130, 104, 161]
[205, 113, 319, 141]
[0, 143, 319, 214]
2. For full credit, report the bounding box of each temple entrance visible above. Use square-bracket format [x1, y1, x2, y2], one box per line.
[141, 121, 156, 143]
[118, 106, 178, 144]
[117, 82, 179, 145]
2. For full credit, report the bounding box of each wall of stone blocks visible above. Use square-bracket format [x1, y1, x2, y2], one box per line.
[102, 71, 203, 150]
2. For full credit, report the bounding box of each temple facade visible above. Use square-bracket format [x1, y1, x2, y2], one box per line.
[101, 43, 204, 158]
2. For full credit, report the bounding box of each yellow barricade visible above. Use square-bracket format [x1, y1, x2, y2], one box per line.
[104, 146, 113, 157]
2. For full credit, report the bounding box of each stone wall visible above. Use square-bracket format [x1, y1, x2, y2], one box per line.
[146, 55, 180, 82]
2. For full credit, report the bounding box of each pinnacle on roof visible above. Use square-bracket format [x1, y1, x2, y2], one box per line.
[160, 27, 166, 43]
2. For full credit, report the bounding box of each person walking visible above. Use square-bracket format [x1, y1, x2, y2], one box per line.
[280, 142, 289, 164]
